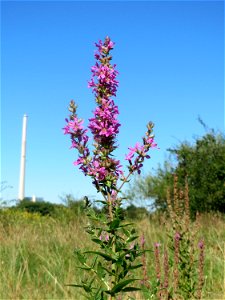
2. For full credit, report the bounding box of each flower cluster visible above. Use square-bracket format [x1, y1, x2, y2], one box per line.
[64, 36, 157, 195]
[63, 100, 90, 175]
[125, 122, 157, 174]
[87, 37, 123, 193]
[64, 37, 123, 194]
[99, 231, 110, 242]
[88, 38, 118, 98]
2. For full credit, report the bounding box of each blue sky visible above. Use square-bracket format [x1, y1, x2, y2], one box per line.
[1, 1, 224, 203]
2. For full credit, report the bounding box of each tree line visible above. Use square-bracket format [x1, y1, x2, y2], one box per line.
[126, 120, 225, 217]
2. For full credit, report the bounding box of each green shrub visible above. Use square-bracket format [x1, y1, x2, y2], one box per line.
[15, 199, 56, 216]
[125, 204, 149, 220]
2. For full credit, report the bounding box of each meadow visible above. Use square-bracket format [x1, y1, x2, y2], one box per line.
[0, 207, 224, 300]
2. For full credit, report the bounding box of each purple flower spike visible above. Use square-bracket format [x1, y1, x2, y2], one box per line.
[140, 234, 145, 248]
[174, 232, 181, 241]
[64, 37, 157, 197]
[198, 240, 204, 249]
[125, 121, 157, 176]
[64, 37, 125, 194]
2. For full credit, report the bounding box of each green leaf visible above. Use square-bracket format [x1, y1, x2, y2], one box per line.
[93, 287, 107, 300]
[83, 284, 92, 293]
[119, 223, 134, 228]
[95, 200, 107, 205]
[121, 228, 130, 237]
[126, 235, 139, 243]
[100, 265, 114, 276]
[84, 251, 116, 262]
[118, 269, 129, 280]
[89, 215, 100, 222]
[77, 266, 92, 271]
[131, 228, 136, 234]
[109, 219, 120, 230]
[65, 283, 92, 293]
[86, 229, 94, 235]
[106, 181, 112, 187]
[111, 278, 140, 294]
[128, 263, 143, 270]
[96, 262, 105, 279]
[91, 238, 103, 245]
[76, 251, 86, 264]
[122, 287, 142, 292]
[91, 256, 98, 269]
[65, 284, 84, 288]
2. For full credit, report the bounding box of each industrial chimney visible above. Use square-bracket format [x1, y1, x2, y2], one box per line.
[18, 114, 28, 201]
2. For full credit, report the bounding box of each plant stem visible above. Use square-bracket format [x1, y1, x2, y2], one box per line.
[117, 170, 133, 192]
[83, 262, 110, 290]
[108, 192, 113, 221]
[108, 193, 116, 300]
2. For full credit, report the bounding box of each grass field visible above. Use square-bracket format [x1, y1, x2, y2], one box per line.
[0, 209, 224, 299]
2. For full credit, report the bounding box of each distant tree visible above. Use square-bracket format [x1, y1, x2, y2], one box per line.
[126, 122, 225, 215]
[125, 204, 149, 220]
[171, 128, 225, 215]
[60, 193, 85, 214]
[15, 199, 56, 216]
[125, 162, 174, 211]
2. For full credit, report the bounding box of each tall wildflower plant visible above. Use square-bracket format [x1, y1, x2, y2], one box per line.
[63, 37, 157, 299]
[165, 175, 205, 299]
[140, 176, 205, 300]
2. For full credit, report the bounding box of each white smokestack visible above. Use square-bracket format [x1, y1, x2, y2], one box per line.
[18, 114, 28, 201]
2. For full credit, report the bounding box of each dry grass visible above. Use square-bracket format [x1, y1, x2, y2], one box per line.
[0, 209, 224, 299]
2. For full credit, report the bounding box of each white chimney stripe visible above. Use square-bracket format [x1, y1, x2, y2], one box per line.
[18, 114, 28, 201]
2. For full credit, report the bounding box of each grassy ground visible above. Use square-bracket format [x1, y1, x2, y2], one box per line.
[0, 209, 224, 299]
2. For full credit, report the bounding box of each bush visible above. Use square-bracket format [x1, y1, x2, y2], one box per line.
[15, 199, 56, 216]
[125, 204, 149, 220]
[126, 123, 225, 216]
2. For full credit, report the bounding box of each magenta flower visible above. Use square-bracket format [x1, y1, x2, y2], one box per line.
[140, 234, 146, 248]
[64, 37, 124, 194]
[125, 142, 144, 160]
[198, 240, 204, 249]
[174, 232, 181, 241]
[64, 36, 157, 196]
[99, 231, 110, 242]
[125, 122, 157, 175]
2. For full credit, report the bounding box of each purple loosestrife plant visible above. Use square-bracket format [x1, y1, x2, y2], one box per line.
[160, 176, 205, 300]
[64, 37, 157, 300]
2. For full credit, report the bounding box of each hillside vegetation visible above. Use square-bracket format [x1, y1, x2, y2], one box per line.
[0, 205, 224, 299]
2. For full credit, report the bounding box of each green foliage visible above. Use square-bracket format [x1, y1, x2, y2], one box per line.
[68, 200, 144, 299]
[61, 194, 86, 215]
[15, 199, 57, 216]
[125, 205, 149, 220]
[11, 195, 88, 219]
[165, 177, 205, 300]
[4, 196, 152, 223]
[140, 177, 205, 300]
[171, 130, 225, 215]
[126, 124, 225, 216]
[126, 162, 173, 211]
[0, 208, 224, 299]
